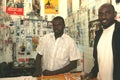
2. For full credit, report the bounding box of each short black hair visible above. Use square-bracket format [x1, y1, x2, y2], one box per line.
[52, 16, 65, 27]
[99, 3, 115, 12]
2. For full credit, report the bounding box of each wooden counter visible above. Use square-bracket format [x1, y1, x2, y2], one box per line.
[37, 72, 97, 80]
[0, 72, 97, 80]
[37, 73, 81, 80]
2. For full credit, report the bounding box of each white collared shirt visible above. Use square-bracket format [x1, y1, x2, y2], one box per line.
[36, 33, 81, 71]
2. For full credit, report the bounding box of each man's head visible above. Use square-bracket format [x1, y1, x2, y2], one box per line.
[52, 16, 65, 38]
[98, 3, 117, 29]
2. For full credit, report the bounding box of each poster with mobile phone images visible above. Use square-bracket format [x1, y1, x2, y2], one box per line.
[16, 26, 20, 36]
[0, 28, 3, 54]
[42, 20, 47, 28]
[26, 36, 32, 55]
[0, 39, 3, 55]
[47, 21, 52, 28]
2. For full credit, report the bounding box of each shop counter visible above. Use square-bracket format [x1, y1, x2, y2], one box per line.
[37, 72, 81, 80]
[0, 73, 80, 80]
[0, 72, 97, 80]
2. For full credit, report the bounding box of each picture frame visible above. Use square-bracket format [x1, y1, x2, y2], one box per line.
[88, 19, 101, 47]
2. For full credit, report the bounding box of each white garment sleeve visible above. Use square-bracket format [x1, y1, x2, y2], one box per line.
[36, 36, 46, 55]
[69, 40, 81, 61]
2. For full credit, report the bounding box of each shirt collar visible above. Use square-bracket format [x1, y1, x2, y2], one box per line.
[103, 23, 115, 31]
[51, 33, 65, 39]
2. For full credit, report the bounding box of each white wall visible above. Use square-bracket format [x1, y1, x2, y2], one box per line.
[72, 0, 79, 12]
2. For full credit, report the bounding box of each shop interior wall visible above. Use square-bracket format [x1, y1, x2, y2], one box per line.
[0, 0, 120, 73]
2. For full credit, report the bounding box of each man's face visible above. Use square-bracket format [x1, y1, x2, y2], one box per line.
[98, 5, 116, 29]
[52, 19, 64, 36]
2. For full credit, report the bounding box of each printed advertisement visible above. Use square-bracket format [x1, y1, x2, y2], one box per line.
[44, 0, 58, 14]
[6, 0, 24, 15]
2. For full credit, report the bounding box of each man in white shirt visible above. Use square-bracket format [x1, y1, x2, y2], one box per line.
[83, 3, 120, 80]
[33, 16, 81, 77]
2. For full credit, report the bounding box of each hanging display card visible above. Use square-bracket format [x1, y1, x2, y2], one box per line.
[44, 0, 58, 14]
[6, 0, 24, 15]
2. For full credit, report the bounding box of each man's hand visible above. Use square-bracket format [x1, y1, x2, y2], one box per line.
[80, 72, 97, 80]
[32, 71, 41, 77]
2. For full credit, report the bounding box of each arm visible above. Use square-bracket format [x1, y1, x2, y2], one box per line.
[42, 60, 77, 76]
[32, 53, 42, 77]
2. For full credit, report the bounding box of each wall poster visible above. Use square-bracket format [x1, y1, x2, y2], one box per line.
[67, 0, 72, 16]
[32, 0, 40, 15]
[44, 0, 58, 14]
[88, 19, 101, 47]
[6, 0, 24, 15]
